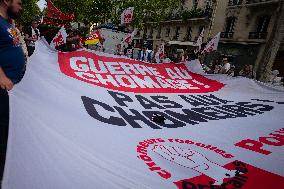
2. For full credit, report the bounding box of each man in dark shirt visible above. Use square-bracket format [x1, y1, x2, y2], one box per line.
[0, 0, 23, 182]
[25, 19, 40, 56]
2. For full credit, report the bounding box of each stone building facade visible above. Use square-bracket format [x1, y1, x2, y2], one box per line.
[213, 0, 283, 80]
[138, 0, 212, 52]
[138, 0, 284, 79]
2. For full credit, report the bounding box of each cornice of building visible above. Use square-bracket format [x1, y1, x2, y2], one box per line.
[227, 0, 280, 8]
[145, 17, 209, 25]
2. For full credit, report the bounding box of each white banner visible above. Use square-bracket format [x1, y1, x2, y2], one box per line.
[3, 40, 284, 189]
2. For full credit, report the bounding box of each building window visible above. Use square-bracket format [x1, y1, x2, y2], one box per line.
[248, 15, 271, 39]
[144, 27, 147, 36]
[221, 17, 236, 38]
[206, 0, 213, 8]
[143, 27, 148, 39]
[205, 0, 213, 16]
[184, 26, 192, 41]
[193, 0, 198, 9]
[199, 26, 204, 34]
[174, 26, 181, 40]
[228, 0, 243, 6]
[156, 26, 161, 39]
[225, 17, 236, 32]
[194, 26, 204, 41]
[166, 28, 171, 37]
[148, 28, 153, 38]
[256, 15, 271, 33]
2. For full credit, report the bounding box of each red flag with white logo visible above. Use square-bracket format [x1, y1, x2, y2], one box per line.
[50, 27, 68, 49]
[85, 31, 102, 45]
[201, 32, 221, 54]
[194, 28, 204, 51]
[122, 29, 137, 46]
[121, 7, 134, 25]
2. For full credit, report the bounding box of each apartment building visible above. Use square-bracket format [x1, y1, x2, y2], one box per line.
[138, 0, 283, 79]
[137, 0, 212, 51]
[212, 0, 283, 79]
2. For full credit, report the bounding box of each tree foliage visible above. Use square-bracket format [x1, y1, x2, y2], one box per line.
[46, 0, 183, 28]
[16, 0, 41, 26]
[112, 0, 183, 28]
[48, 0, 112, 24]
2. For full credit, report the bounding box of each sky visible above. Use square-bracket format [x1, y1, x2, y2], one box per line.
[37, 0, 46, 11]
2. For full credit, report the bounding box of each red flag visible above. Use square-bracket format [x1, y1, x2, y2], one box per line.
[121, 7, 134, 25]
[201, 32, 221, 54]
[122, 29, 137, 45]
[47, 0, 74, 21]
[85, 31, 102, 45]
[86, 31, 102, 41]
[50, 27, 68, 49]
[194, 28, 204, 51]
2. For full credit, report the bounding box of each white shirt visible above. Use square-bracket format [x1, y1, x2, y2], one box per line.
[139, 51, 149, 62]
[163, 58, 172, 63]
[223, 63, 231, 73]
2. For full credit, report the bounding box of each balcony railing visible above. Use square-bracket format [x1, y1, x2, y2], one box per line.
[173, 35, 179, 40]
[221, 32, 234, 39]
[183, 35, 192, 41]
[228, 0, 243, 6]
[248, 32, 268, 39]
[246, 0, 279, 4]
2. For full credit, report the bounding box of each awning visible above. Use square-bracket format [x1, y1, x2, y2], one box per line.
[167, 41, 197, 46]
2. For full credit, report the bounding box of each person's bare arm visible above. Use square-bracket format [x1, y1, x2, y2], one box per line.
[0, 67, 13, 91]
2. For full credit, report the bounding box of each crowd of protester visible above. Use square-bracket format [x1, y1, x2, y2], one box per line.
[112, 44, 200, 64]
[1, 0, 283, 187]
[56, 29, 84, 52]
[104, 44, 282, 86]
[203, 58, 255, 78]
[202, 57, 283, 85]
[4, 16, 283, 84]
